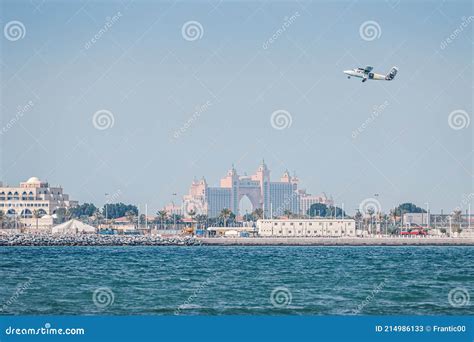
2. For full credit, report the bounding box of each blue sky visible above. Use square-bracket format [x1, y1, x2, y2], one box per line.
[0, 0, 472, 214]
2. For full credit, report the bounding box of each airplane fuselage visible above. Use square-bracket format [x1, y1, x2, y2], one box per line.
[343, 69, 385, 80]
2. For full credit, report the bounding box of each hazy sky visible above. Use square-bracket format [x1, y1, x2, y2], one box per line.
[1, 0, 472, 214]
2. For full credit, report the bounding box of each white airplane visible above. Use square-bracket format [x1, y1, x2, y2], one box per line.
[344, 66, 398, 82]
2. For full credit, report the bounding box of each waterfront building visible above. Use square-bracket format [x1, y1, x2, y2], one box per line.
[297, 189, 334, 216]
[403, 213, 429, 226]
[257, 218, 356, 237]
[207, 226, 256, 237]
[0, 177, 78, 219]
[181, 161, 304, 218]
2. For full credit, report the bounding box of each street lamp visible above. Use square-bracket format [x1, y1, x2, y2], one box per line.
[105, 193, 109, 228]
[374, 194, 380, 235]
[425, 202, 430, 230]
[172, 193, 177, 231]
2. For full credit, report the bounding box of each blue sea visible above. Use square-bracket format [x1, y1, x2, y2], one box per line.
[0, 246, 473, 315]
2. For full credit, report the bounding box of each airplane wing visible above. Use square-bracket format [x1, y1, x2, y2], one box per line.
[364, 66, 373, 73]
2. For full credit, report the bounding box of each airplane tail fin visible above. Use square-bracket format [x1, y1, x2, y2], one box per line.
[385, 66, 398, 80]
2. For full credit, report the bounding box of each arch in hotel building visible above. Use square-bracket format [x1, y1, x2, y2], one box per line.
[20, 208, 33, 218]
[238, 193, 257, 215]
[237, 188, 261, 214]
[6, 209, 16, 216]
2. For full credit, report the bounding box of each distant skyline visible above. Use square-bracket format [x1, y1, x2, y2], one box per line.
[0, 0, 472, 214]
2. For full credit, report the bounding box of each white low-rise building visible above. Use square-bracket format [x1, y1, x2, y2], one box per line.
[257, 218, 356, 237]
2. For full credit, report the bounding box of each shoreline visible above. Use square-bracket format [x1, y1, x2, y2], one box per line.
[198, 237, 474, 246]
[0, 233, 473, 246]
[0, 234, 201, 246]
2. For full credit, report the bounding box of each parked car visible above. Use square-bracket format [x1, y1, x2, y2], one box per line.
[400, 226, 428, 236]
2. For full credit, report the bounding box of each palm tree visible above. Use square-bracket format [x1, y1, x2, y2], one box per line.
[157, 210, 168, 230]
[195, 214, 208, 230]
[451, 209, 463, 234]
[367, 207, 375, 235]
[65, 207, 74, 221]
[219, 208, 232, 227]
[188, 209, 196, 221]
[252, 208, 264, 221]
[139, 214, 147, 226]
[381, 213, 389, 235]
[0, 210, 4, 229]
[170, 214, 182, 230]
[389, 209, 397, 229]
[33, 209, 42, 230]
[55, 207, 67, 224]
[94, 208, 104, 227]
[375, 211, 383, 235]
[283, 209, 292, 219]
[354, 210, 363, 232]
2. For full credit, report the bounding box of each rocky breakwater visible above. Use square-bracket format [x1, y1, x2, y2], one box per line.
[0, 233, 202, 246]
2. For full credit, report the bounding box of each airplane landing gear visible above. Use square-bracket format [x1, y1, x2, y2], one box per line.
[347, 76, 350, 79]
[362, 78, 367, 83]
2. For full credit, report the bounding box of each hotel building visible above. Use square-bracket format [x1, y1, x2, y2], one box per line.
[179, 161, 332, 218]
[298, 190, 334, 216]
[257, 218, 356, 237]
[0, 177, 78, 218]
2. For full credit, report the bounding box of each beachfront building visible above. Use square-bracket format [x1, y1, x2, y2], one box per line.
[297, 189, 334, 216]
[181, 161, 302, 218]
[402, 213, 430, 226]
[257, 218, 356, 237]
[0, 177, 78, 222]
[207, 226, 256, 237]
